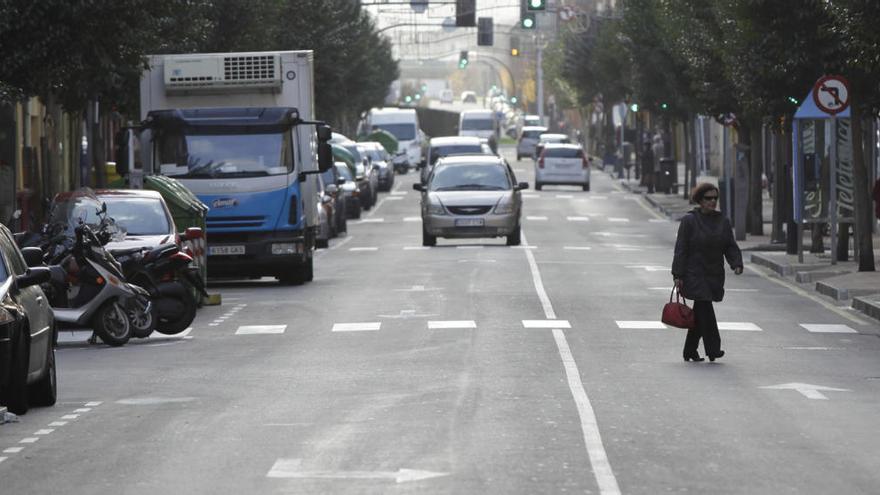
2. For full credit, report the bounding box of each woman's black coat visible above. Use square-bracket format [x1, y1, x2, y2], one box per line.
[672, 209, 743, 302]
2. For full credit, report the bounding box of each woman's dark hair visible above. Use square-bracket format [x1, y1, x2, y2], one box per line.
[690, 183, 719, 204]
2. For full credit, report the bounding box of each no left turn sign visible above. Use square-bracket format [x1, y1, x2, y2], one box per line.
[812, 75, 850, 115]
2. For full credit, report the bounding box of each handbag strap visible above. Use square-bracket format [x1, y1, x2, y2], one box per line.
[670, 285, 689, 307]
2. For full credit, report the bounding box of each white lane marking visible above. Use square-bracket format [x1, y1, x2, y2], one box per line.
[784, 347, 838, 350]
[649, 218, 670, 223]
[85, 400, 103, 406]
[384, 196, 403, 201]
[553, 329, 621, 495]
[799, 324, 858, 334]
[556, 194, 574, 199]
[591, 231, 647, 237]
[522, 194, 540, 199]
[428, 320, 476, 329]
[403, 216, 421, 222]
[625, 265, 668, 272]
[3, 447, 23, 453]
[589, 195, 608, 200]
[148, 328, 194, 341]
[48, 421, 67, 427]
[327, 235, 354, 251]
[718, 322, 763, 331]
[266, 458, 448, 482]
[0, 457, 6, 464]
[510, 245, 537, 249]
[458, 259, 496, 263]
[73, 408, 91, 413]
[759, 382, 851, 400]
[358, 218, 385, 223]
[19, 438, 38, 444]
[34, 429, 54, 435]
[391, 191, 407, 196]
[332, 322, 381, 332]
[567, 216, 590, 222]
[349, 247, 379, 251]
[564, 246, 592, 250]
[403, 246, 430, 250]
[117, 397, 196, 405]
[526, 216, 548, 221]
[522, 232, 555, 319]
[235, 325, 287, 335]
[523, 319, 572, 328]
[607, 217, 630, 223]
[613, 247, 643, 252]
[61, 414, 79, 420]
[616, 321, 667, 329]
[746, 265, 868, 325]
[457, 245, 483, 249]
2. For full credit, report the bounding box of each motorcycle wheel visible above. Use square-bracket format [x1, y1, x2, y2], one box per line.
[129, 299, 157, 338]
[155, 291, 197, 335]
[93, 301, 131, 347]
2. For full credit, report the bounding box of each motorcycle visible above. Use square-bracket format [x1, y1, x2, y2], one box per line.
[111, 228, 207, 335]
[40, 208, 154, 345]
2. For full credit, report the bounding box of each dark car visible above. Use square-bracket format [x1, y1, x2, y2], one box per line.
[320, 166, 348, 234]
[0, 224, 55, 415]
[340, 141, 377, 210]
[335, 163, 362, 220]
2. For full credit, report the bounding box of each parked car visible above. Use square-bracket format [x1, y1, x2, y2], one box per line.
[321, 165, 348, 234]
[535, 144, 591, 191]
[422, 136, 486, 184]
[0, 224, 55, 415]
[516, 126, 548, 161]
[413, 155, 528, 247]
[338, 142, 376, 210]
[534, 133, 572, 160]
[315, 174, 338, 249]
[335, 162, 362, 219]
[360, 141, 395, 192]
[460, 91, 478, 104]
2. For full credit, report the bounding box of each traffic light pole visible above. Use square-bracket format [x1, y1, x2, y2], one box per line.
[536, 35, 544, 122]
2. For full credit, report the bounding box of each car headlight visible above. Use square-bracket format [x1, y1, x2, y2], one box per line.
[427, 202, 447, 215]
[493, 201, 516, 214]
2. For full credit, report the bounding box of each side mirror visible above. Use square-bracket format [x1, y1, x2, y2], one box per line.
[412, 183, 424, 192]
[516, 182, 529, 191]
[183, 227, 204, 240]
[316, 124, 333, 173]
[21, 247, 44, 267]
[16, 267, 51, 289]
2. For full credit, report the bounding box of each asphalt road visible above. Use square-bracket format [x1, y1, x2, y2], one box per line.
[2, 145, 879, 494]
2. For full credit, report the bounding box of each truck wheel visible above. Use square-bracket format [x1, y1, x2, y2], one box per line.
[3, 327, 30, 415]
[29, 334, 57, 408]
[93, 301, 131, 347]
[302, 257, 314, 282]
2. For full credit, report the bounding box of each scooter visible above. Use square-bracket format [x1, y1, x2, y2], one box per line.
[46, 219, 153, 345]
[111, 235, 206, 335]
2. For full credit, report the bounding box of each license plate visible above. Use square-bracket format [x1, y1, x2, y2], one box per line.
[209, 245, 245, 256]
[455, 218, 485, 227]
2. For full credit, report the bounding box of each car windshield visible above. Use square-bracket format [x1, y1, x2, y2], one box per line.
[429, 163, 511, 191]
[335, 165, 354, 181]
[461, 119, 494, 131]
[430, 144, 484, 164]
[374, 123, 415, 141]
[102, 197, 170, 235]
[51, 196, 104, 232]
[157, 131, 292, 178]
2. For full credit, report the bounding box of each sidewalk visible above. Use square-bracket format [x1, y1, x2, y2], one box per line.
[604, 162, 880, 323]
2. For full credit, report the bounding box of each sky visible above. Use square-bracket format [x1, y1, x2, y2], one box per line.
[362, 1, 522, 32]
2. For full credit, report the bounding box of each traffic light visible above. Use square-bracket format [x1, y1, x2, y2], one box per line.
[510, 96, 519, 105]
[477, 17, 493, 46]
[629, 103, 639, 112]
[521, 13, 536, 29]
[458, 50, 469, 69]
[456, 0, 476, 27]
[526, 0, 546, 11]
[510, 35, 520, 56]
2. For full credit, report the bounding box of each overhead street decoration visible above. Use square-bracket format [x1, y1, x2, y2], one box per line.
[812, 75, 850, 116]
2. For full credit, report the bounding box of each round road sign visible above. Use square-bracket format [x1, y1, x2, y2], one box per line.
[812, 75, 850, 115]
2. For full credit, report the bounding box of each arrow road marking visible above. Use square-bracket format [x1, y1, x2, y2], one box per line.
[759, 382, 851, 400]
[266, 458, 449, 483]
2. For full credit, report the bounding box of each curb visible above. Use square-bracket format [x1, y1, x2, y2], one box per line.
[750, 253, 793, 276]
[852, 296, 880, 321]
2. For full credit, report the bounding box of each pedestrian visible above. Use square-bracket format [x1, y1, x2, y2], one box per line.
[672, 183, 743, 362]
[641, 140, 655, 193]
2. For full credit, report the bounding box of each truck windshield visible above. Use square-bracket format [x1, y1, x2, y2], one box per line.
[157, 132, 292, 178]
[374, 123, 416, 141]
[461, 119, 494, 131]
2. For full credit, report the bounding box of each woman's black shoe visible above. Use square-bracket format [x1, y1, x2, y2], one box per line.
[707, 350, 725, 362]
[683, 352, 705, 362]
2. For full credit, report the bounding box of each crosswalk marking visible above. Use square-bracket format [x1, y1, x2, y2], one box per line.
[391, 191, 407, 196]
[522, 194, 540, 199]
[608, 217, 630, 222]
[556, 194, 574, 199]
[567, 216, 590, 222]
[236, 325, 286, 335]
[526, 216, 548, 221]
[616, 321, 667, 329]
[358, 218, 384, 223]
[428, 320, 476, 329]
[649, 218, 670, 223]
[332, 322, 381, 332]
[799, 324, 857, 334]
[403, 246, 430, 250]
[403, 216, 421, 222]
[510, 245, 538, 249]
[3, 447, 23, 453]
[349, 247, 379, 251]
[457, 245, 483, 249]
[522, 320, 571, 329]
[384, 196, 403, 201]
[718, 322, 763, 331]
[564, 246, 592, 250]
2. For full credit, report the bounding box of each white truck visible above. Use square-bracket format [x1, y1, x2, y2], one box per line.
[117, 50, 334, 284]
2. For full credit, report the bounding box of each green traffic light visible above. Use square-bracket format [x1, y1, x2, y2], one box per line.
[630, 103, 639, 112]
[510, 96, 518, 104]
[528, 0, 546, 10]
[660, 103, 669, 110]
[521, 15, 535, 29]
[404, 95, 412, 103]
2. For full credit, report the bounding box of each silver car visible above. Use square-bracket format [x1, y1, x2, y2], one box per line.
[516, 125, 548, 161]
[413, 155, 528, 246]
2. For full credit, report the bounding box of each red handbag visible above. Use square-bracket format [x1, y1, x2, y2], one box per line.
[662, 286, 695, 329]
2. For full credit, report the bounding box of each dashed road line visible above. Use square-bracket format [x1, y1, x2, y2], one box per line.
[332, 322, 381, 332]
[607, 217, 630, 223]
[526, 216, 548, 221]
[800, 324, 858, 334]
[349, 247, 379, 251]
[236, 325, 286, 335]
[522, 319, 571, 329]
[567, 216, 590, 222]
[428, 320, 476, 329]
[564, 246, 592, 250]
[616, 321, 667, 329]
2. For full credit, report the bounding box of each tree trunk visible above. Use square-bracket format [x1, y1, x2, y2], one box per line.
[748, 125, 764, 235]
[850, 104, 876, 271]
[771, 127, 785, 243]
[683, 118, 691, 200]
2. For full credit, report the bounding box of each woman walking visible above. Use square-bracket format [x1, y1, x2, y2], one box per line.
[672, 183, 743, 362]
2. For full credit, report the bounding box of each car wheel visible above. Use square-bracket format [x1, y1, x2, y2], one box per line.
[583, 183, 590, 192]
[535, 182, 543, 191]
[506, 225, 522, 246]
[316, 238, 329, 249]
[422, 227, 436, 247]
[29, 332, 57, 408]
[2, 326, 30, 415]
[337, 214, 347, 233]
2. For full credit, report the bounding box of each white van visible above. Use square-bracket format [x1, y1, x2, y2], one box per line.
[362, 107, 423, 170]
[458, 109, 499, 152]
